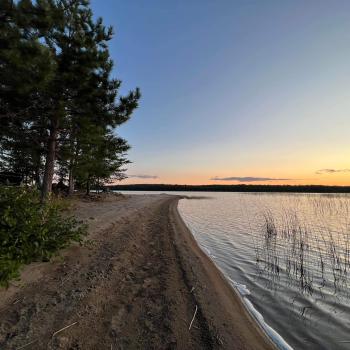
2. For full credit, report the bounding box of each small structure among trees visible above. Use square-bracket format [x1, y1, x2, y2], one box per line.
[0, 0, 140, 199]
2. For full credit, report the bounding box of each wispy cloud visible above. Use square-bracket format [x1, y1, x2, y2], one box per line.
[316, 169, 350, 175]
[127, 174, 159, 179]
[210, 176, 294, 182]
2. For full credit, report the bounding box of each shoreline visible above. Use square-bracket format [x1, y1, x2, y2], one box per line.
[172, 198, 293, 350]
[170, 197, 277, 350]
[0, 194, 275, 349]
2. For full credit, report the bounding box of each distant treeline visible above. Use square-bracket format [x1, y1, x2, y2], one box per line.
[108, 184, 350, 193]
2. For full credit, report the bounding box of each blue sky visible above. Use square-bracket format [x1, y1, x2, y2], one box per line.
[90, 0, 350, 185]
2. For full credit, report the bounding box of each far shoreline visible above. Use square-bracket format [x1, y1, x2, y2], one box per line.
[107, 183, 350, 193]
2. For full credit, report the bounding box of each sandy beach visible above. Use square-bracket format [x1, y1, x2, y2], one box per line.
[0, 194, 275, 349]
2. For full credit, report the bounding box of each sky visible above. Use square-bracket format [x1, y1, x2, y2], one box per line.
[90, 0, 350, 186]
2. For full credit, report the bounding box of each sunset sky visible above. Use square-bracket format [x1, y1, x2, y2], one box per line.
[91, 0, 350, 185]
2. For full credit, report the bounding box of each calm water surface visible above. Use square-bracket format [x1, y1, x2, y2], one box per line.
[122, 191, 350, 349]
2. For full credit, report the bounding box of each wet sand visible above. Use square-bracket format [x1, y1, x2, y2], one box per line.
[0, 194, 275, 349]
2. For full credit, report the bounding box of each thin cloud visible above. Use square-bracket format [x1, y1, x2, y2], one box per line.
[127, 174, 159, 179]
[316, 169, 350, 175]
[210, 176, 294, 182]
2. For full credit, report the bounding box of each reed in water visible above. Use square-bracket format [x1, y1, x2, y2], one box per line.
[255, 196, 350, 296]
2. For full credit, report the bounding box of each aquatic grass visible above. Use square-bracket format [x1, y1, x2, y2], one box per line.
[255, 196, 350, 296]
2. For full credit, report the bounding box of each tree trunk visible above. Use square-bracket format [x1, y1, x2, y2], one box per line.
[34, 164, 41, 189]
[86, 176, 90, 196]
[68, 133, 78, 196]
[68, 164, 74, 195]
[41, 122, 58, 201]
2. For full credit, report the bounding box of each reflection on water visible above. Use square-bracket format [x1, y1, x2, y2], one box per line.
[177, 192, 350, 350]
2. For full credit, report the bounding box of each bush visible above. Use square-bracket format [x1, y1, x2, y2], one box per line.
[0, 186, 87, 286]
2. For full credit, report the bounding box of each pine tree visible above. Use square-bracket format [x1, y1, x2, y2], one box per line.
[74, 128, 130, 195]
[0, 0, 56, 183]
[39, 0, 140, 199]
[0, 0, 140, 198]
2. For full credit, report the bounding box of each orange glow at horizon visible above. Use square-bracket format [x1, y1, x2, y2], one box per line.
[118, 174, 350, 186]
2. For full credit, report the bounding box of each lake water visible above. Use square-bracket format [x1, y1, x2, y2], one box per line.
[123, 191, 350, 349]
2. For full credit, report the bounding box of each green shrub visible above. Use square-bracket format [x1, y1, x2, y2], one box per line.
[0, 186, 87, 286]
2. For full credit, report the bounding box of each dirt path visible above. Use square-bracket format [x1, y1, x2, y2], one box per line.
[0, 194, 274, 350]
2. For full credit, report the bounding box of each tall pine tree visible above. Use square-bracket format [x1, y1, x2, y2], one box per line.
[0, 0, 140, 198]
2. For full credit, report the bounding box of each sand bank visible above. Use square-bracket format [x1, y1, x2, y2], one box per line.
[0, 194, 275, 349]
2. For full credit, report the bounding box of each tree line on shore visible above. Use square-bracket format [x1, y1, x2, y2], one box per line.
[109, 184, 350, 193]
[0, 0, 140, 200]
